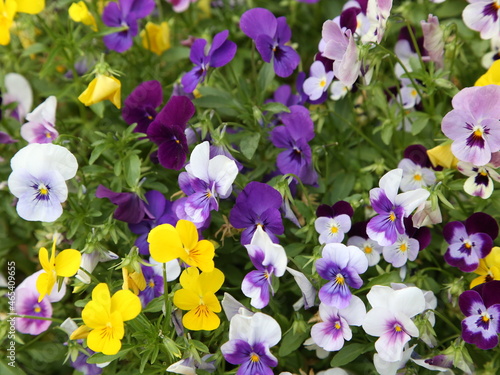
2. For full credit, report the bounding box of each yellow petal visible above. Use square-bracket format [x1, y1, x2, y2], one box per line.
[199, 268, 224, 295]
[130, 271, 146, 292]
[179, 267, 200, 292]
[427, 144, 458, 169]
[470, 275, 487, 289]
[140, 22, 170, 55]
[182, 240, 215, 272]
[173, 289, 200, 311]
[176, 220, 199, 250]
[55, 249, 81, 277]
[16, 0, 44, 14]
[36, 271, 55, 303]
[82, 300, 110, 328]
[0, 0, 16, 45]
[111, 289, 141, 321]
[475, 60, 500, 87]
[203, 292, 222, 313]
[69, 324, 92, 340]
[86, 316, 123, 355]
[91, 283, 111, 311]
[38, 246, 51, 272]
[78, 75, 121, 109]
[148, 223, 184, 263]
[474, 259, 489, 276]
[182, 306, 220, 331]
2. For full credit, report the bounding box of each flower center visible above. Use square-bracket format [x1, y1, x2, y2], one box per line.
[473, 126, 484, 139]
[38, 184, 49, 195]
[334, 321, 341, 329]
[250, 353, 260, 362]
[464, 240, 472, 249]
[335, 273, 345, 285]
[482, 313, 490, 323]
[411, 89, 417, 97]
[389, 212, 396, 222]
[399, 243, 407, 252]
[148, 280, 155, 288]
[413, 173, 422, 181]
[394, 323, 403, 332]
[364, 245, 373, 254]
[45, 132, 52, 139]
[320, 79, 326, 88]
[330, 225, 339, 234]
[34, 305, 41, 313]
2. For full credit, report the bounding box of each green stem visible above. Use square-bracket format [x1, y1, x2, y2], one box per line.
[432, 309, 461, 334]
[11, 314, 63, 323]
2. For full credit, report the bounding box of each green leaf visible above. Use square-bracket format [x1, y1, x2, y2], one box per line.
[330, 343, 372, 367]
[191, 339, 210, 353]
[89, 101, 105, 119]
[162, 46, 191, 63]
[261, 102, 291, 114]
[142, 297, 164, 313]
[87, 346, 133, 364]
[257, 63, 275, 100]
[278, 329, 309, 357]
[125, 154, 141, 188]
[408, 112, 430, 136]
[366, 271, 401, 288]
[240, 132, 261, 160]
[20, 43, 47, 57]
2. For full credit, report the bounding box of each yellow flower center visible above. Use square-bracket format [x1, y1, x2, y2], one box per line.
[45, 132, 52, 139]
[34, 306, 41, 313]
[335, 274, 345, 285]
[411, 89, 417, 97]
[394, 324, 403, 332]
[473, 127, 484, 138]
[334, 322, 341, 329]
[364, 245, 373, 254]
[330, 226, 339, 234]
[250, 353, 260, 362]
[399, 243, 407, 252]
[413, 173, 422, 181]
[148, 280, 155, 288]
[319, 79, 326, 88]
[389, 212, 396, 222]
[464, 240, 472, 249]
[38, 184, 49, 195]
[147, 115, 153, 120]
[193, 304, 211, 318]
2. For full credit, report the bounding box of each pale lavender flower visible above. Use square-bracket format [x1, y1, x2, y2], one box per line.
[315, 214, 351, 245]
[421, 14, 444, 69]
[398, 158, 436, 192]
[3, 73, 32, 122]
[457, 161, 500, 199]
[303, 61, 334, 101]
[463, 0, 500, 40]
[347, 234, 383, 266]
[20, 96, 59, 144]
[382, 233, 419, 268]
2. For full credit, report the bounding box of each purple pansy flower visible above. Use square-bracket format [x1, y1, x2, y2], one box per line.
[314, 201, 353, 244]
[316, 243, 368, 308]
[138, 264, 164, 307]
[70, 348, 102, 375]
[96, 185, 154, 224]
[229, 181, 284, 245]
[128, 190, 177, 255]
[20, 96, 59, 144]
[102, 0, 155, 53]
[463, 0, 500, 40]
[122, 80, 163, 134]
[181, 30, 237, 93]
[459, 280, 500, 350]
[241, 227, 288, 309]
[367, 169, 430, 246]
[443, 212, 498, 272]
[270, 105, 318, 186]
[221, 312, 281, 375]
[441, 85, 500, 166]
[240, 8, 300, 78]
[146, 96, 196, 170]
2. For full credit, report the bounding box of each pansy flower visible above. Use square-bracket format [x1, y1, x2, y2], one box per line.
[122, 80, 163, 134]
[20, 96, 59, 144]
[96, 185, 154, 224]
[443, 212, 498, 272]
[471, 246, 500, 288]
[315, 201, 353, 245]
[78, 74, 121, 109]
[140, 21, 171, 55]
[240, 8, 300, 77]
[303, 60, 335, 101]
[347, 221, 383, 267]
[3, 73, 32, 121]
[463, 0, 500, 40]
[138, 264, 164, 307]
[457, 160, 500, 199]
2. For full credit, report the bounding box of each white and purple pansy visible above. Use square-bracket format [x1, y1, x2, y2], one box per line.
[20, 96, 59, 144]
[315, 201, 353, 245]
[459, 280, 500, 350]
[315, 243, 368, 309]
[463, 0, 500, 40]
[457, 160, 500, 199]
[443, 212, 498, 272]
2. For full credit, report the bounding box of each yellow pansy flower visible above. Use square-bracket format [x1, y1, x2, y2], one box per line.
[148, 220, 215, 272]
[475, 60, 500, 87]
[427, 143, 458, 169]
[173, 267, 224, 331]
[122, 267, 146, 295]
[470, 247, 500, 288]
[36, 239, 82, 302]
[78, 74, 121, 109]
[0, 0, 17, 45]
[69, 1, 97, 31]
[71, 283, 141, 355]
[140, 21, 171, 55]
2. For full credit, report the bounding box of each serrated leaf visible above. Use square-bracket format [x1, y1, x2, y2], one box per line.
[240, 132, 260, 160]
[330, 343, 372, 367]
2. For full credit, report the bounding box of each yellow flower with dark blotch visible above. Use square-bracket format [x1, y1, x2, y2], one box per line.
[475, 60, 500, 87]
[470, 247, 500, 288]
[148, 220, 215, 272]
[140, 21, 171, 55]
[427, 143, 458, 169]
[69, 2, 97, 31]
[71, 283, 141, 355]
[36, 240, 81, 302]
[173, 267, 224, 331]
[78, 74, 121, 109]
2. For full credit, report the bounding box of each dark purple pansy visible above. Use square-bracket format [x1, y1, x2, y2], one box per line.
[404, 216, 431, 251]
[240, 8, 300, 78]
[96, 185, 154, 224]
[146, 96, 196, 170]
[459, 281, 500, 350]
[443, 212, 498, 272]
[316, 200, 354, 218]
[181, 30, 237, 93]
[122, 80, 163, 134]
[102, 0, 155, 53]
[404, 144, 434, 169]
[128, 190, 177, 255]
[229, 181, 284, 244]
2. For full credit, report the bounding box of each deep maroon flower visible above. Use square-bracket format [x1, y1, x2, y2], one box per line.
[122, 80, 163, 134]
[96, 185, 154, 224]
[181, 30, 237, 93]
[229, 181, 284, 244]
[146, 96, 196, 170]
[240, 8, 300, 77]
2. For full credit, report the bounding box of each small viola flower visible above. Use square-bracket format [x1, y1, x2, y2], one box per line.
[78, 74, 121, 109]
[303, 61, 334, 101]
[229, 181, 284, 245]
[421, 14, 444, 69]
[71, 283, 141, 355]
[148, 219, 215, 272]
[20, 96, 59, 144]
[457, 161, 500, 199]
[459, 281, 500, 349]
[471, 246, 500, 288]
[311, 296, 366, 352]
[443, 212, 498, 272]
[15, 286, 52, 335]
[8, 143, 78, 222]
[441, 85, 500, 166]
[181, 30, 237, 93]
[102, 0, 155, 53]
[242, 226, 288, 309]
[69, 1, 97, 31]
[173, 267, 224, 331]
[463, 0, 500, 40]
[221, 312, 281, 375]
[122, 80, 163, 134]
[315, 201, 353, 245]
[316, 243, 368, 308]
[166, 0, 196, 13]
[3, 72, 33, 121]
[138, 264, 164, 307]
[330, 80, 351, 101]
[382, 233, 420, 268]
[140, 21, 171, 55]
[240, 8, 300, 77]
[362, 285, 426, 362]
[96, 185, 154, 224]
[367, 169, 430, 246]
[146, 96, 195, 170]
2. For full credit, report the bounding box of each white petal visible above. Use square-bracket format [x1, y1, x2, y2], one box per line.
[367, 285, 394, 309]
[390, 287, 426, 318]
[339, 295, 366, 326]
[247, 226, 287, 276]
[394, 188, 430, 217]
[208, 155, 238, 198]
[186, 141, 210, 182]
[5, 73, 33, 119]
[362, 307, 391, 337]
[379, 169, 403, 202]
[25, 96, 57, 124]
[463, 174, 493, 198]
[287, 267, 316, 309]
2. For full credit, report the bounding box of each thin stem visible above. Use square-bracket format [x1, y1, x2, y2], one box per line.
[11, 314, 63, 323]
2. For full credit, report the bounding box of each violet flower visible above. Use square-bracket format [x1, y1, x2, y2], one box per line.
[441, 85, 500, 166]
[146, 96, 196, 170]
[20, 96, 59, 144]
[303, 60, 334, 101]
[15, 286, 52, 335]
[138, 264, 164, 307]
[459, 280, 500, 349]
[347, 221, 383, 267]
[229, 181, 284, 245]
[315, 201, 353, 244]
[102, 0, 155, 53]
[443, 212, 498, 272]
[181, 30, 237, 93]
[122, 80, 163, 134]
[463, 0, 500, 40]
[240, 8, 300, 77]
[96, 185, 154, 224]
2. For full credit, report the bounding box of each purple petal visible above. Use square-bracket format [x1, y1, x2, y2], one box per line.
[102, 2, 122, 27]
[442, 221, 468, 244]
[123, 80, 163, 131]
[340, 7, 361, 34]
[255, 34, 275, 64]
[122, 0, 155, 19]
[242, 270, 271, 309]
[465, 212, 499, 239]
[280, 105, 314, 142]
[319, 279, 352, 308]
[154, 96, 195, 129]
[210, 39, 237, 68]
[181, 66, 206, 94]
[189, 38, 208, 65]
[404, 144, 432, 168]
[273, 45, 300, 78]
[275, 17, 292, 44]
[240, 8, 277, 40]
